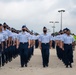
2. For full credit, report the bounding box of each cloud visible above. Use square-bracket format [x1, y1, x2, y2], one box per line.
[0, 0, 76, 34]
[0, 0, 22, 3]
[69, 7, 76, 17]
[71, 0, 76, 5]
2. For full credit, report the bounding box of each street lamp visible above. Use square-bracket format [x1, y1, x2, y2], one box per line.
[47, 29, 51, 33]
[58, 10, 65, 30]
[49, 21, 59, 33]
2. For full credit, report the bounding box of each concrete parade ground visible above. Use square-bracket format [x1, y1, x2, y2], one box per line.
[0, 47, 76, 75]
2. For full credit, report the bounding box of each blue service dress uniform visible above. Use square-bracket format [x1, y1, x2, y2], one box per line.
[55, 34, 63, 60]
[39, 33, 52, 67]
[35, 35, 39, 48]
[18, 31, 30, 67]
[62, 34, 74, 67]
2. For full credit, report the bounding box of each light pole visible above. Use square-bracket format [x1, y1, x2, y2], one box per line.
[49, 21, 59, 33]
[58, 10, 65, 30]
[47, 29, 51, 33]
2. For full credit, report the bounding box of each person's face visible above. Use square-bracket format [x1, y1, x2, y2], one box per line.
[63, 30, 67, 33]
[67, 31, 70, 35]
[61, 32, 63, 35]
[30, 32, 33, 35]
[22, 28, 26, 32]
[0, 26, 3, 31]
[3, 25, 7, 29]
[43, 29, 47, 33]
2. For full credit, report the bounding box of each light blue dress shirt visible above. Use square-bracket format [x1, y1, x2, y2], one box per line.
[62, 34, 74, 44]
[39, 33, 52, 43]
[18, 32, 30, 43]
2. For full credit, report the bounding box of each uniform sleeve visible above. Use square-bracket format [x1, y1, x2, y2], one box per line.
[55, 36, 57, 41]
[12, 34, 16, 40]
[3, 33, 8, 40]
[60, 37, 64, 42]
[29, 34, 32, 40]
[32, 35, 36, 40]
[15, 34, 18, 39]
[6, 35, 8, 40]
[8, 31, 12, 37]
[37, 35, 39, 40]
[60, 35, 64, 42]
[54, 36, 56, 41]
[34, 35, 37, 40]
[39, 35, 42, 41]
[27, 33, 31, 40]
[17, 34, 20, 40]
[50, 35, 52, 41]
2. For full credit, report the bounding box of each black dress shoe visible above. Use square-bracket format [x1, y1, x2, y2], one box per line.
[2, 63, 5, 66]
[70, 64, 72, 68]
[66, 65, 68, 68]
[43, 65, 46, 68]
[21, 65, 24, 67]
[25, 64, 27, 67]
[6, 61, 8, 64]
[46, 64, 48, 67]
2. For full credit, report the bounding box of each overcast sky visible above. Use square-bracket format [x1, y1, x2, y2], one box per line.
[0, 0, 76, 34]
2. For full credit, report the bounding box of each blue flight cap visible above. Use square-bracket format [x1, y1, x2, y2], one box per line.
[22, 25, 26, 28]
[43, 26, 47, 29]
[66, 28, 70, 31]
[59, 30, 63, 33]
[63, 28, 69, 31]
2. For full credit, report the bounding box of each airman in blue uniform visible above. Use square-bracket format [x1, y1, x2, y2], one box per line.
[39, 27, 52, 67]
[17, 25, 30, 67]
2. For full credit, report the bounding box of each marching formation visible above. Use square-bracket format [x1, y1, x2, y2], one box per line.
[55, 29, 75, 68]
[0, 23, 75, 68]
[39, 27, 75, 68]
[0, 23, 39, 68]
[0, 23, 19, 67]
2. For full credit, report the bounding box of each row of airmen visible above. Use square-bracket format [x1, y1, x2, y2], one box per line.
[0, 23, 20, 67]
[0, 23, 39, 68]
[39, 27, 75, 68]
[0, 23, 75, 68]
[56, 28, 75, 68]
